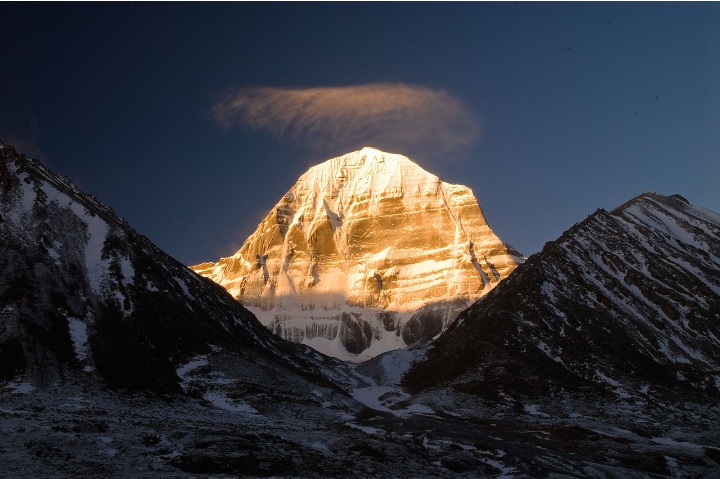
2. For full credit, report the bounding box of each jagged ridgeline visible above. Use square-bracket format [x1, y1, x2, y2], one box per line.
[404, 192, 720, 402]
[192, 147, 524, 360]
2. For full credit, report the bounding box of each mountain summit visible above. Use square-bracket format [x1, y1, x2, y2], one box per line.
[192, 147, 523, 359]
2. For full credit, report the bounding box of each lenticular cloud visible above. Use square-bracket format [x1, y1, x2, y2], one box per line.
[211, 83, 479, 153]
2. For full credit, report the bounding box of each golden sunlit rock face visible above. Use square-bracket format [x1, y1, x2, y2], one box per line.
[191, 147, 523, 360]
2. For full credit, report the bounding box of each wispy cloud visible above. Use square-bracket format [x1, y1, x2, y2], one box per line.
[211, 83, 479, 154]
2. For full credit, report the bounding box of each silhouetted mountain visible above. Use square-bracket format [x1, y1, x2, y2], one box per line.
[0, 142, 341, 392]
[405, 192, 720, 403]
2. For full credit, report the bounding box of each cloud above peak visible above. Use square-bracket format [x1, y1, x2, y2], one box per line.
[211, 83, 479, 154]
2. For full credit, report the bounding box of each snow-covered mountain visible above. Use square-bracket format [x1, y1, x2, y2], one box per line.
[404, 192, 720, 402]
[192, 147, 523, 360]
[0, 142, 349, 394]
[4, 141, 720, 477]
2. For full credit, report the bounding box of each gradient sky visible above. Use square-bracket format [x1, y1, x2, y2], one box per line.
[2, 3, 719, 265]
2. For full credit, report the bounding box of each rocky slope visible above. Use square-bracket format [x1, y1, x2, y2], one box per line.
[383, 192, 720, 477]
[0, 142, 352, 394]
[192, 147, 523, 360]
[404, 192, 720, 402]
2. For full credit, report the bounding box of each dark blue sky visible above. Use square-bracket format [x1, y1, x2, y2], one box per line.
[2, 3, 719, 265]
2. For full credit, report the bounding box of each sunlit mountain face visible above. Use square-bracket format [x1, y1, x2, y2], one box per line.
[191, 147, 523, 360]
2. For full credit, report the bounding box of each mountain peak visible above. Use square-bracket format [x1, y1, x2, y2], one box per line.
[355, 146, 406, 159]
[298, 148, 436, 199]
[617, 191, 693, 209]
[311, 147, 428, 174]
[192, 149, 522, 360]
[357, 146, 394, 157]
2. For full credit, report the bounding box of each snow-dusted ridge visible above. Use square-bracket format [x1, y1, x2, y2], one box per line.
[0, 142, 355, 392]
[192, 147, 523, 360]
[406, 192, 720, 401]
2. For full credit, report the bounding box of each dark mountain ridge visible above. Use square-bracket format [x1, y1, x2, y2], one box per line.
[404, 192, 720, 403]
[0, 142, 343, 392]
